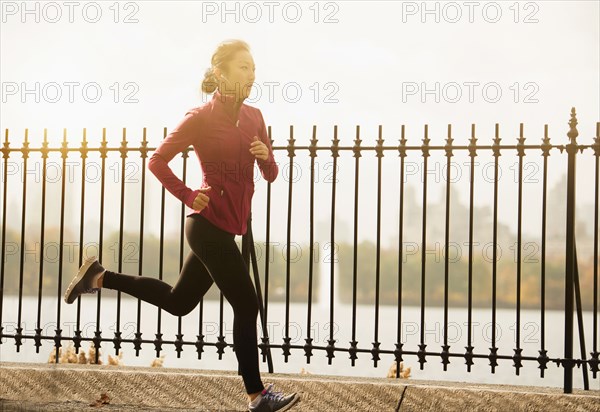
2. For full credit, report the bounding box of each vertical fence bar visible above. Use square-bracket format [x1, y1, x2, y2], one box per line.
[418, 125, 429, 370]
[573, 246, 589, 389]
[282, 125, 295, 361]
[53, 130, 69, 358]
[442, 125, 453, 371]
[349, 126, 360, 366]
[538, 125, 551, 377]
[195, 297, 205, 359]
[247, 215, 273, 373]
[34, 131, 49, 354]
[372, 125, 384, 367]
[113, 129, 129, 356]
[0, 130, 8, 346]
[563, 107, 578, 393]
[217, 232, 226, 356]
[326, 126, 339, 365]
[93, 129, 108, 364]
[466, 125, 477, 372]
[195, 300, 205, 360]
[176, 139, 190, 358]
[261, 125, 273, 366]
[193, 128, 206, 360]
[134, 128, 148, 357]
[490, 124, 501, 373]
[15, 130, 29, 354]
[74, 129, 89, 355]
[395, 126, 407, 378]
[514, 123, 525, 375]
[155, 128, 166, 360]
[304, 126, 317, 364]
[592, 122, 600, 378]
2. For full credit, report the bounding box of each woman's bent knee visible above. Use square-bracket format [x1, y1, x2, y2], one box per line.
[165, 299, 196, 317]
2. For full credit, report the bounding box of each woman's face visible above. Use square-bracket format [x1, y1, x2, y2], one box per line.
[216, 50, 256, 100]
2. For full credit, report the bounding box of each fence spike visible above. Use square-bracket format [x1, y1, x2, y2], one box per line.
[120, 128, 129, 159]
[517, 123, 526, 157]
[353, 125, 361, 158]
[376, 125, 384, 158]
[41, 130, 49, 159]
[398, 125, 407, 158]
[308, 125, 318, 158]
[422, 125, 430, 157]
[468, 124, 477, 157]
[287, 125, 296, 158]
[541, 124, 552, 157]
[593, 122, 600, 156]
[445, 124, 454, 157]
[22, 129, 30, 159]
[1, 129, 9, 159]
[331, 125, 339, 158]
[567, 107, 578, 144]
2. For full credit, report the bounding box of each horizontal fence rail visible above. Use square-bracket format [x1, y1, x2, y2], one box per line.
[0, 108, 599, 393]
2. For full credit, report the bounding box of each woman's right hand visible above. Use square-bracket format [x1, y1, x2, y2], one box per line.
[193, 186, 212, 211]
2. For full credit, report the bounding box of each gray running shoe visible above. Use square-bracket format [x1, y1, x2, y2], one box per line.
[64, 256, 104, 304]
[248, 383, 299, 412]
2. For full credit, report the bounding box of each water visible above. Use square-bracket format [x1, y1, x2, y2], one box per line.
[1, 295, 598, 391]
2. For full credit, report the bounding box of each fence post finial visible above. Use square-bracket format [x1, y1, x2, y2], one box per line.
[567, 107, 578, 145]
[563, 106, 579, 393]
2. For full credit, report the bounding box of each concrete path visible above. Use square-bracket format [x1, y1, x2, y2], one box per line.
[1, 362, 598, 411]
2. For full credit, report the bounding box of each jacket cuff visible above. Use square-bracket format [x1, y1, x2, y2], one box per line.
[257, 150, 274, 166]
[185, 189, 200, 209]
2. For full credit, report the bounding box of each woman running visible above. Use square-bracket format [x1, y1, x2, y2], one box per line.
[64, 39, 300, 412]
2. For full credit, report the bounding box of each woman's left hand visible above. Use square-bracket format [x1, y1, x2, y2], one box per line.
[249, 136, 269, 161]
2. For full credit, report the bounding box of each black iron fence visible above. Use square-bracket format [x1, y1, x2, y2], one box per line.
[0, 108, 598, 393]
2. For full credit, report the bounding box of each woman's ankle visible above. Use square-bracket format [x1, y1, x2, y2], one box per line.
[97, 271, 105, 288]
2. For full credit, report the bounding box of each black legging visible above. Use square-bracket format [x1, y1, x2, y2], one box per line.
[102, 213, 264, 394]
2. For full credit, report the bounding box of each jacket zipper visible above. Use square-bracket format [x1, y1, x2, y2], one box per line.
[231, 102, 246, 234]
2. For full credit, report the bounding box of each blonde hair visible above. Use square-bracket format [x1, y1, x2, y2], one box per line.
[201, 39, 251, 94]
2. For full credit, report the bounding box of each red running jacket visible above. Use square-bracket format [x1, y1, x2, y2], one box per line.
[148, 90, 278, 235]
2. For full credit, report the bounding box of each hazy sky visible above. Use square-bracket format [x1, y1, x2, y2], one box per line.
[1, 0, 599, 246]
